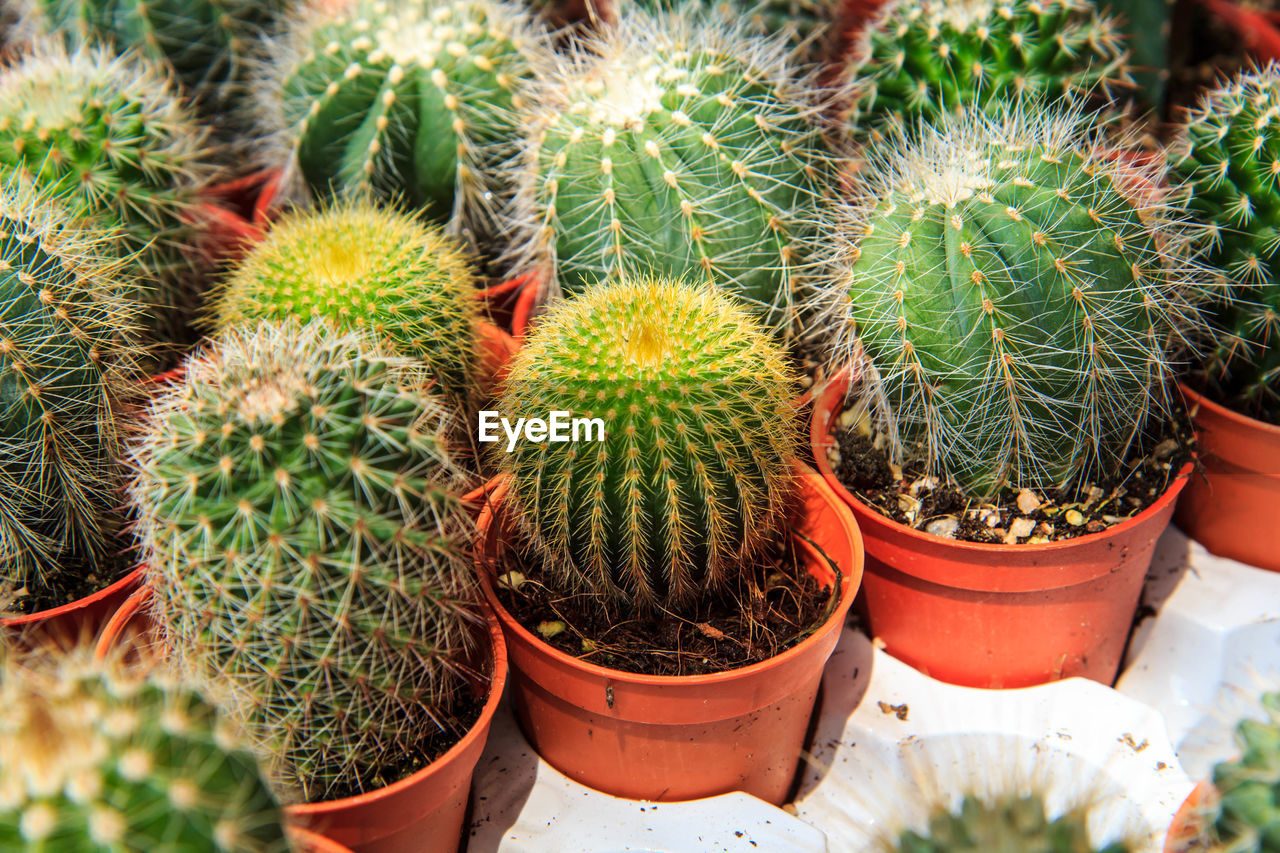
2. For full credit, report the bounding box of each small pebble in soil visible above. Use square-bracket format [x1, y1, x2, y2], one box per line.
[925, 516, 960, 538]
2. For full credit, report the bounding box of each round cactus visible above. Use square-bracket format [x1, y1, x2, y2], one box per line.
[505, 8, 836, 335]
[496, 275, 801, 611]
[811, 107, 1210, 497]
[1170, 65, 1280, 423]
[1209, 692, 1280, 851]
[208, 201, 481, 404]
[895, 794, 1132, 853]
[0, 42, 219, 342]
[264, 0, 545, 240]
[845, 0, 1131, 138]
[130, 321, 484, 800]
[0, 652, 292, 852]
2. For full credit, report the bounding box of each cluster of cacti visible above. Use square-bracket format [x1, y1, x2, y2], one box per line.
[0, 650, 293, 851]
[265, 0, 544, 240]
[496, 275, 801, 611]
[812, 106, 1209, 497]
[894, 794, 1132, 853]
[1170, 65, 1280, 422]
[505, 7, 835, 335]
[208, 200, 481, 404]
[130, 321, 484, 799]
[1206, 692, 1280, 851]
[0, 177, 143, 592]
[844, 0, 1132, 137]
[0, 42, 219, 342]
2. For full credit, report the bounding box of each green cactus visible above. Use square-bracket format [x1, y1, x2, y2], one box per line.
[505, 7, 835, 334]
[130, 321, 484, 800]
[496, 275, 801, 612]
[0, 42, 219, 342]
[1098, 0, 1174, 113]
[894, 794, 1132, 853]
[627, 0, 834, 57]
[267, 0, 544, 241]
[208, 201, 481, 404]
[0, 651, 293, 852]
[844, 0, 1132, 138]
[812, 107, 1209, 497]
[1209, 692, 1280, 852]
[1170, 66, 1280, 423]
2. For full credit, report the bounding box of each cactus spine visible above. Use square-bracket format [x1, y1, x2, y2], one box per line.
[1208, 692, 1280, 851]
[894, 795, 1132, 853]
[497, 276, 801, 611]
[130, 322, 484, 800]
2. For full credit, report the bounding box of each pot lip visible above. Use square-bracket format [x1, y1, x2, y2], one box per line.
[289, 827, 355, 853]
[0, 564, 145, 628]
[474, 461, 864, 688]
[811, 367, 1192, 554]
[1179, 382, 1280, 437]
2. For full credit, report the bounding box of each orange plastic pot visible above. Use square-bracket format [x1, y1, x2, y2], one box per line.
[811, 368, 1190, 689]
[475, 461, 863, 804]
[1164, 781, 1217, 853]
[292, 828, 357, 853]
[1, 566, 145, 644]
[1174, 385, 1280, 572]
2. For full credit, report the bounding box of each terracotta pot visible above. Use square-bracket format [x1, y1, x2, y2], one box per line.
[811, 368, 1190, 689]
[1194, 0, 1280, 62]
[1174, 385, 1280, 572]
[291, 828, 357, 853]
[93, 583, 155, 661]
[475, 461, 864, 804]
[1164, 781, 1217, 853]
[0, 566, 145, 644]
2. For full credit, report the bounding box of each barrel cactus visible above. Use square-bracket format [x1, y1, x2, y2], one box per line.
[495, 275, 801, 611]
[130, 321, 484, 800]
[1207, 692, 1280, 851]
[1170, 66, 1280, 423]
[208, 201, 481, 404]
[895, 794, 1132, 853]
[812, 107, 1209, 497]
[505, 7, 836, 335]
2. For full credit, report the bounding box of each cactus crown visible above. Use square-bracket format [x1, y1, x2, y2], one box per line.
[893, 794, 1132, 853]
[208, 200, 481, 403]
[504, 7, 835, 335]
[1209, 692, 1280, 850]
[497, 275, 801, 612]
[812, 106, 1210, 497]
[131, 321, 484, 800]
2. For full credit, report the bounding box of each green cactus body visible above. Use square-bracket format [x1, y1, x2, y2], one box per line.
[508, 9, 833, 334]
[1212, 692, 1280, 851]
[274, 0, 540, 237]
[209, 201, 481, 404]
[131, 322, 483, 799]
[895, 795, 1132, 853]
[0, 655, 292, 852]
[1172, 68, 1280, 422]
[497, 276, 800, 611]
[848, 0, 1130, 137]
[0, 44, 218, 341]
[627, 0, 833, 56]
[816, 109, 1205, 496]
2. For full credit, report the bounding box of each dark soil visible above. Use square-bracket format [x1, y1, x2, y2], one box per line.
[5, 547, 136, 616]
[494, 535, 837, 677]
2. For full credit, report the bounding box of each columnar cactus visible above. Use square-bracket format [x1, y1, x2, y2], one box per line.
[1170, 66, 1280, 422]
[0, 652, 292, 852]
[264, 0, 544, 239]
[0, 43, 219, 341]
[812, 107, 1210, 497]
[0, 179, 143, 592]
[505, 8, 836, 334]
[496, 276, 801, 611]
[845, 0, 1132, 137]
[130, 322, 484, 800]
[1208, 692, 1280, 851]
[208, 201, 481, 403]
[895, 794, 1132, 853]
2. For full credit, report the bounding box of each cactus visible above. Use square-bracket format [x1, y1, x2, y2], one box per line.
[496, 275, 801, 611]
[130, 321, 484, 800]
[1098, 0, 1175, 113]
[1208, 692, 1280, 851]
[894, 794, 1132, 853]
[0, 0, 35, 62]
[844, 0, 1132, 138]
[264, 0, 544, 241]
[504, 7, 836, 335]
[0, 42, 219, 342]
[627, 0, 835, 56]
[811, 106, 1210, 497]
[208, 200, 481, 404]
[0, 651, 292, 852]
[0, 177, 143, 595]
[1170, 66, 1280, 423]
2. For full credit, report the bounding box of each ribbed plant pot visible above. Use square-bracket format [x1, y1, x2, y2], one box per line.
[811, 368, 1190, 689]
[475, 461, 863, 805]
[1174, 385, 1280, 572]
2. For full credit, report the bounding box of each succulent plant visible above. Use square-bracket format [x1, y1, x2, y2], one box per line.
[1098, 0, 1175, 112]
[812, 106, 1210, 497]
[894, 794, 1132, 853]
[1208, 692, 1280, 851]
[0, 42, 219, 343]
[264, 0, 545, 242]
[504, 7, 836, 335]
[627, 0, 834, 56]
[208, 200, 481, 404]
[844, 0, 1132, 138]
[0, 650, 292, 852]
[1170, 66, 1280, 423]
[496, 275, 801, 611]
[130, 321, 484, 800]
[0, 177, 143, 595]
